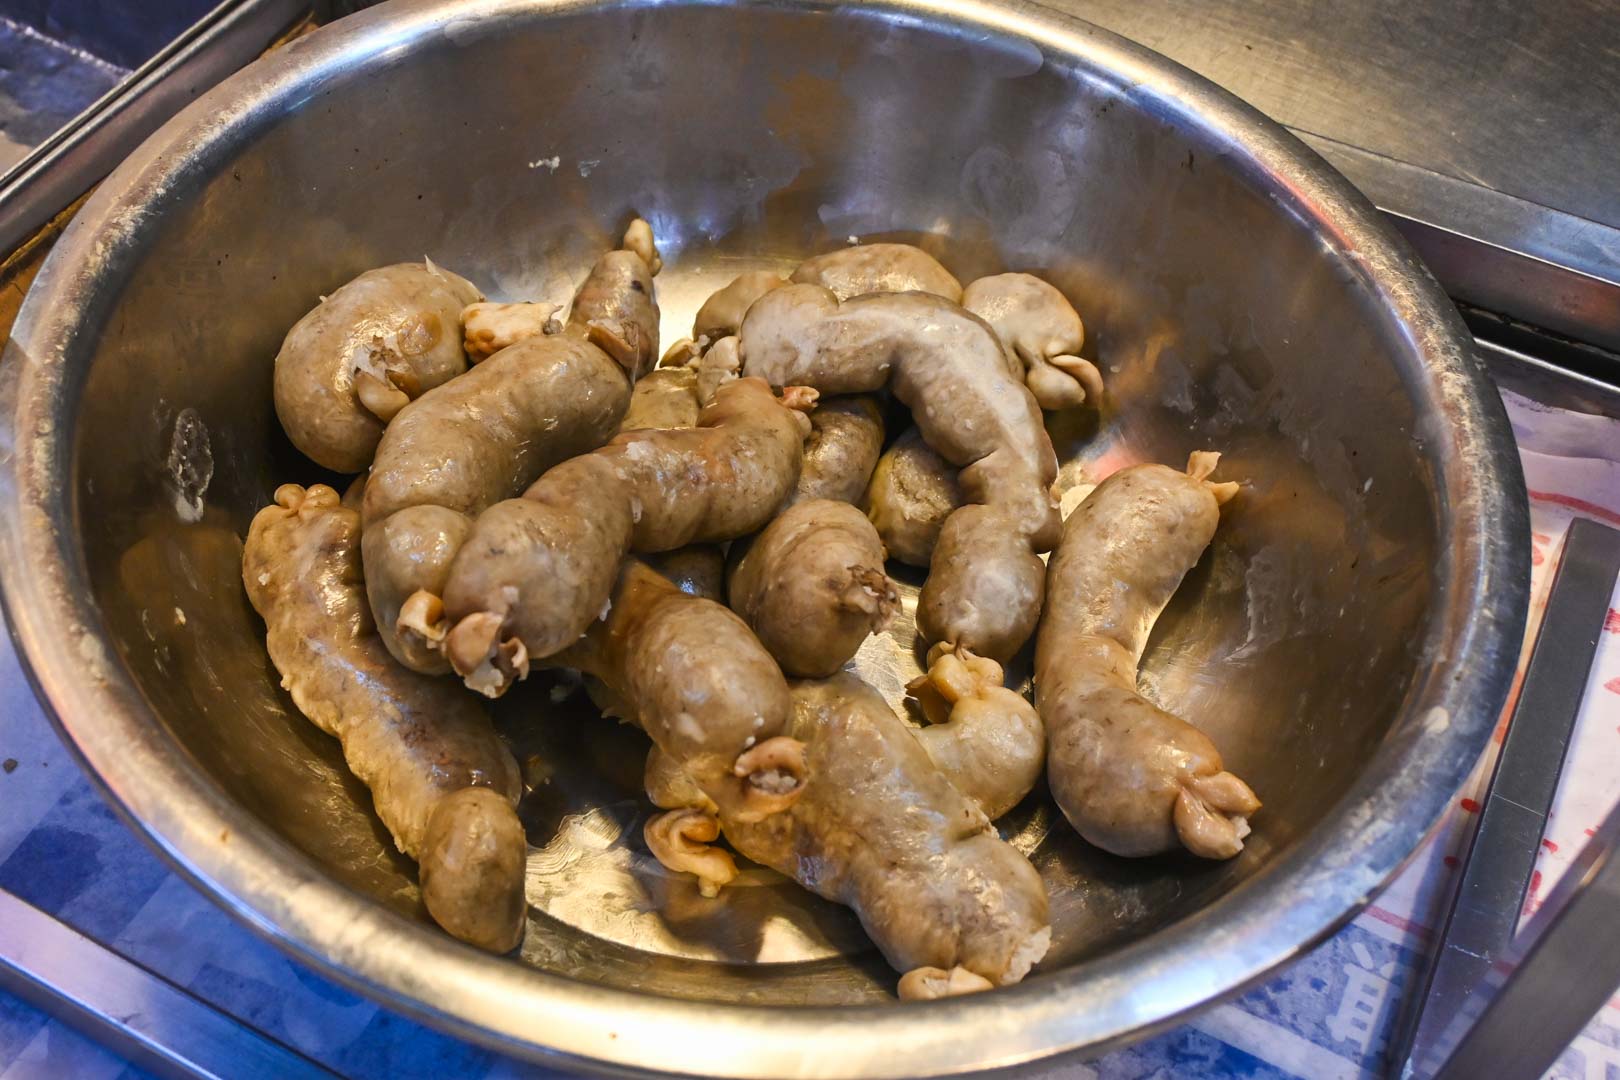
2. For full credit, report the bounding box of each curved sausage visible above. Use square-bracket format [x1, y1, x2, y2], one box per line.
[562, 560, 806, 824]
[726, 391, 889, 677]
[1036, 452, 1260, 859]
[905, 643, 1043, 820]
[243, 484, 525, 951]
[273, 261, 481, 472]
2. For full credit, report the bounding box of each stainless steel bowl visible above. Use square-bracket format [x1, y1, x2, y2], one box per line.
[0, 0, 1528, 1073]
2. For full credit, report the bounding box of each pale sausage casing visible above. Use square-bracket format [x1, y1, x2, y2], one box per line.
[728, 500, 896, 678]
[719, 674, 1049, 991]
[1036, 455, 1259, 860]
[243, 483, 526, 951]
[274, 262, 481, 473]
[865, 427, 962, 567]
[790, 243, 962, 302]
[560, 560, 805, 823]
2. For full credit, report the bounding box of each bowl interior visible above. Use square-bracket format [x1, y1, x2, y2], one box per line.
[62, 0, 1436, 1006]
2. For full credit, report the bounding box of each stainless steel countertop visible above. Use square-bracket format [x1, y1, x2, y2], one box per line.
[1058, 0, 1620, 231]
[1052, 0, 1620, 359]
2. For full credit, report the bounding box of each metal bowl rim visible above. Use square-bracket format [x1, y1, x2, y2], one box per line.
[0, 0, 1530, 1074]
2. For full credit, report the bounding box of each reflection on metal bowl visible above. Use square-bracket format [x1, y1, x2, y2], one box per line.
[0, 0, 1527, 1074]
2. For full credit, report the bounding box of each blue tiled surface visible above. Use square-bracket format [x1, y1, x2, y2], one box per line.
[0, 16, 126, 169]
[0, 0, 216, 71]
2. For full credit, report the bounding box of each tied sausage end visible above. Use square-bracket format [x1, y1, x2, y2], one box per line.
[1026, 353, 1104, 411]
[622, 217, 663, 276]
[731, 735, 808, 822]
[841, 564, 899, 621]
[1187, 450, 1241, 503]
[898, 966, 994, 1001]
[1174, 771, 1262, 860]
[907, 642, 1003, 717]
[397, 590, 450, 650]
[354, 368, 412, 423]
[446, 611, 530, 698]
[906, 642, 1045, 820]
[460, 301, 563, 361]
[644, 808, 737, 898]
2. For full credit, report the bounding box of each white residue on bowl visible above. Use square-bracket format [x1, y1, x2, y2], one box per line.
[165, 408, 213, 524]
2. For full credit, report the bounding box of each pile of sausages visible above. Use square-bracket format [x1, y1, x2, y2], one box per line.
[244, 221, 1258, 998]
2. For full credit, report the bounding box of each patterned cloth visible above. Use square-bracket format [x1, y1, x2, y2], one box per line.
[2, 387, 1617, 1080]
